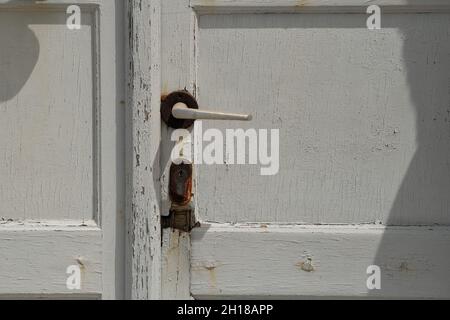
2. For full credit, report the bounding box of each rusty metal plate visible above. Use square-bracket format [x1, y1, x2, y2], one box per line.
[161, 90, 198, 129]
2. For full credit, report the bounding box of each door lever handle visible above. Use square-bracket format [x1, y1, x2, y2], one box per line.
[172, 102, 252, 121]
[161, 90, 252, 129]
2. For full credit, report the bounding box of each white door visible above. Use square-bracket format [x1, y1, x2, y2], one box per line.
[160, 0, 450, 299]
[0, 0, 124, 299]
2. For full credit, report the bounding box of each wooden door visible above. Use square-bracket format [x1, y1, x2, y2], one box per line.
[0, 0, 125, 299]
[157, 0, 450, 299]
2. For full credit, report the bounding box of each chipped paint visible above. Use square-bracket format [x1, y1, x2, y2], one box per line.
[296, 258, 315, 272]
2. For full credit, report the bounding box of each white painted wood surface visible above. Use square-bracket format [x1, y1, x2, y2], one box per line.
[191, 224, 450, 298]
[196, 11, 450, 226]
[125, 0, 162, 300]
[162, 230, 191, 300]
[159, 0, 450, 299]
[191, 0, 450, 13]
[0, 9, 94, 221]
[0, 222, 102, 297]
[98, 0, 126, 300]
[161, 0, 197, 300]
[0, 1, 125, 299]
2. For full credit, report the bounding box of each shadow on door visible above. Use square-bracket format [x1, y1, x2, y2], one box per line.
[371, 5, 450, 297]
[0, 5, 39, 104]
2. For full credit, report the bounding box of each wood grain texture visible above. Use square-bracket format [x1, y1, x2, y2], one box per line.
[0, 223, 102, 296]
[191, 0, 450, 13]
[97, 0, 126, 300]
[160, 0, 197, 300]
[0, 1, 125, 299]
[191, 224, 450, 298]
[125, 0, 162, 300]
[162, 229, 191, 299]
[196, 12, 450, 225]
[159, 0, 450, 300]
[0, 9, 94, 221]
[158, 0, 450, 300]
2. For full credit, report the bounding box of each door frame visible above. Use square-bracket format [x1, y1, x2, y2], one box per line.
[125, 0, 162, 300]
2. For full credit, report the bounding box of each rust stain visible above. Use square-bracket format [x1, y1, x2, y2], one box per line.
[197, 0, 218, 15]
[201, 0, 216, 5]
[204, 265, 216, 271]
[208, 269, 217, 288]
[169, 163, 193, 206]
[203, 261, 218, 289]
[162, 82, 169, 97]
[296, 0, 309, 7]
[399, 261, 412, 272]
[76, 257, 86, 288]
[76, 257, 85, 269]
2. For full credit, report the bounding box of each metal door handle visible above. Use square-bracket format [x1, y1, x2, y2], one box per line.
[172, 102, 252, 121]
[161, 91, 252, 129]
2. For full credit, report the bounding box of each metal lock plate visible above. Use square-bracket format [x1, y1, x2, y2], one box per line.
[162, 162, 199, 232]
[169, 163, 193, 206]
[161, 207, 199, 233]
